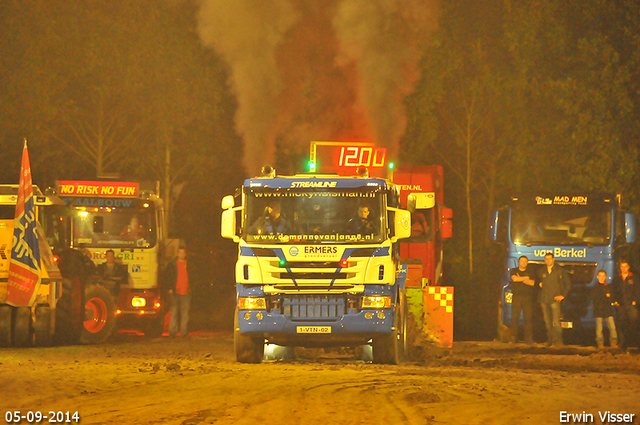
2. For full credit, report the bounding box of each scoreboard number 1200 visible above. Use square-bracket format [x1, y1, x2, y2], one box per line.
[339, 146, 386, 168]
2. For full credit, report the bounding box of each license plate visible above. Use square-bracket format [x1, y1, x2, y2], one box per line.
[296, 326, 331, 334]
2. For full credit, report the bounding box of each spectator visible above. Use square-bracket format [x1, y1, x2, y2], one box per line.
[612, 259, 638, 349]
[591, 270, 618, 349]
[537, 252, 571, 347]
[163, 246, 191, 338]
[509, 255, 535, 345]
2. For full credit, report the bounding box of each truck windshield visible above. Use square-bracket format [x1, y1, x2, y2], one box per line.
[511, 205, 611, 246]
[244, 188, 386, 244]
[70, 206, 157, 248]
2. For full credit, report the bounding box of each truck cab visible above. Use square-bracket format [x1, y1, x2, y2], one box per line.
[57, 180, 168, 338]
[490, 193, 637, 339]
[222, 170, 412, 363]
[0, 185, 66, 347]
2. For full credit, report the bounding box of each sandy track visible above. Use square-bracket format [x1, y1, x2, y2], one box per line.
[1, 334, 639, 424]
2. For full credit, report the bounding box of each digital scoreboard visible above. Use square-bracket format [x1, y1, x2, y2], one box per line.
[309, 141, 391, 177]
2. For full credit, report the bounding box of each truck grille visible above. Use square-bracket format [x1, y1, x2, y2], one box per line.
[556, 262, 597, 286]
[283, 261, 341, 268]
[279, 272, 347, 280]
[282, 294, 345, 320]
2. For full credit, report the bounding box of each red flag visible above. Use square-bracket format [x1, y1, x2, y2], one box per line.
[6, 141, 41, 307]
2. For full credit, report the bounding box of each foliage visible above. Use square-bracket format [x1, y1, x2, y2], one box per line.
[0, 0, 244, 241]
[403, 0, 640, 339]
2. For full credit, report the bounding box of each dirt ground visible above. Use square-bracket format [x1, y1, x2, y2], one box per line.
[1, 334, 639, 425]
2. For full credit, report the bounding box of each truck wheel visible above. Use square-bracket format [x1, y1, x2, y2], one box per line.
[0, 305, 13, 347]
[81, 284, 116, 344]
[34, 306, 52, 346]
[13, 307, 32, 347]
[372, 299, 405, 365]
[234, 311, 264, 363]
[54, 277, 84, 345]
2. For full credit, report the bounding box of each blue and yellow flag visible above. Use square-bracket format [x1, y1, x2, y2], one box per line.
[6, 141, 41, 307]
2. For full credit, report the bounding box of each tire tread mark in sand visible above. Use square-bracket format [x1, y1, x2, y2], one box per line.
[180, 409, 214, 425]
[302, 379, 389, 394]
[224, 389, 303, 425]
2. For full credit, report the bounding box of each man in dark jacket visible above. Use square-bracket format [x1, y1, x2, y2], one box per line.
[537, 252, 571, 347]
[249, 202, 291, 236]
[96, 249, 128, 297]
[163, 247, 190, 338]
[591, 270, 618, 349]
[346, 205, 377, 235]
[509, 255, 536, 344]
[612, 259, 638, 348]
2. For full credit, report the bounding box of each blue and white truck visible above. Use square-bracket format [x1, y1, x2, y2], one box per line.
[221, 167, 412, 363]
[489, 193, 637, 339]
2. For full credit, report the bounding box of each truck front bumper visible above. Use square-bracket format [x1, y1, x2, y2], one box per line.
[237, 309, 394, 347]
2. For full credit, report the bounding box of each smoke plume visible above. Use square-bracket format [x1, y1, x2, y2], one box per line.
[197, 0, 437, 175]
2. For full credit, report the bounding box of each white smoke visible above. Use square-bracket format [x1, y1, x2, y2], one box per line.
[197, 0, 437, 175]
[197, 0, 300, 175]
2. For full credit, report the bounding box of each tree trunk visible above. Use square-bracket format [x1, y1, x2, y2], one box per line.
[466, 114, 474, 276]
[164, 135, 171, 238]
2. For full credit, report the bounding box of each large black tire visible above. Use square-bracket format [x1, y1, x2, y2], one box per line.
[372, 295, 406, 365]
[81, 284, 116, 344]
[13, 307, 32, 347]
[54, 277, 84, 345]
[234, 310, 264, 363]
[0, 305, 13, 347]
[34, 306, 53, 346]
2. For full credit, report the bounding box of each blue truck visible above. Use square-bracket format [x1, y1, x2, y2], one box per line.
[490, 193, 637, 340]
[221, 168, 413, 363]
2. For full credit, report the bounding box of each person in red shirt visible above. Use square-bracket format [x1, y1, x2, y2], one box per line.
[163, 247, 191, 338]
[121, 217, 146, 240]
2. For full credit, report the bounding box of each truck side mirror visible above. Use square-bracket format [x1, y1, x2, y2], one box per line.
[389, 208, 412, 242]
[407, 192, 435, 210]
[221, 209, 240, 242]
[489, 210, 499, 242]
[625, 212, 637, 244]
[440, 207, 453, 239]
[221, 195, 235, 210]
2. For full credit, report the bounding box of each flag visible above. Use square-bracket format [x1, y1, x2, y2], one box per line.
[6, 140, 41, 307]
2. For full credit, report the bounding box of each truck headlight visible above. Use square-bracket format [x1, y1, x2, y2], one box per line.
[238, 297, 267, 310]
[362, 296, 391, 309]
[131, 297, 146, 308]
